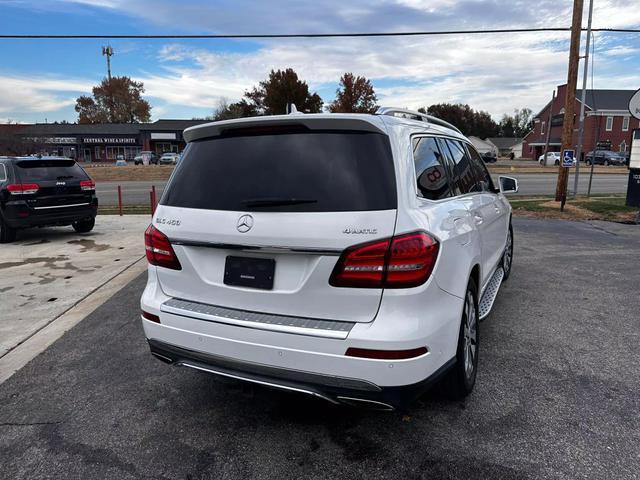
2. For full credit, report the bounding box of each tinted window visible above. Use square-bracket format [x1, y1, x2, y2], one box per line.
[440, 139, 480, 194]
[16, 160, 87, 182]
[162, 130, 397, 212]
[412, 136, 451, 200]
[466, 145, 495, 192]
[0, 163, 6, 182]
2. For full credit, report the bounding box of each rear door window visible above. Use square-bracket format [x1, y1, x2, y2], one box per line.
[162, 129, 397, 212]
[15, 159, 88, 182]
[412, 136, 452, 200]
[0, 163, 7, 182]
[439, 138, 481, 194]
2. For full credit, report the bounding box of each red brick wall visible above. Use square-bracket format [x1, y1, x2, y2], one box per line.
[522, 84, 638, 159]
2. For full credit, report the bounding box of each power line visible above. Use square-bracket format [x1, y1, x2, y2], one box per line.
[0, 28, 638, 39]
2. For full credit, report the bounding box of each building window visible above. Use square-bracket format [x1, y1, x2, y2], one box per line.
[606, 116, 614, 131]
[529, 145, 533, 153]
[95, 146, 101, 160]
[541, 121, 545, 135]
[620, 140, 627, 153]
[622, 116, 630, 131]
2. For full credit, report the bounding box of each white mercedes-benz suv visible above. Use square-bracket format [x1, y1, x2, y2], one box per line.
[141, 107, 517, 410]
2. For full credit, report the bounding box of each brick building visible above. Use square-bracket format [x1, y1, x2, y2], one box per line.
[522, 84, 639, 161]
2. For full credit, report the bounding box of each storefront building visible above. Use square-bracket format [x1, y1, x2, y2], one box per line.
[7, 119, 209, 162]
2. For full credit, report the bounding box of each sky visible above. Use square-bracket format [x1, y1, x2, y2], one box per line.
[0, 0, 639, 124]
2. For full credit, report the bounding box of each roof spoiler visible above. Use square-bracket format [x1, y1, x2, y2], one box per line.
[183, 114, 386, 143]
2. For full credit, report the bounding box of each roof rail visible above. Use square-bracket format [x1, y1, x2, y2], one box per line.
[375, 107, 462, 134]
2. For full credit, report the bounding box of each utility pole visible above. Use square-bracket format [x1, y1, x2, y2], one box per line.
[573, 0, 594, 198]
[555, 0, 584, 210]
[102, 45, 114, 122]
[542, 91, 555, 166]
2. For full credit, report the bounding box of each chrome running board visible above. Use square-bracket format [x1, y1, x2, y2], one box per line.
[478, 267, 504, 320]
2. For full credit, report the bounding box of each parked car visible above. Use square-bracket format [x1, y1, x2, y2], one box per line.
[134, 151, 158, 165]
[0, 156, 97, 243]
[159, 152, 180, 165]
[140, 107, 517, 410]
[538, 151, 563, 166]
[115, 155, 127, 167]
[585, 150, 627, 166]
[481, 151, 497, 163]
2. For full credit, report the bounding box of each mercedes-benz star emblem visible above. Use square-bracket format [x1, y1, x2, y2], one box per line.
[237, 214, 254, 233]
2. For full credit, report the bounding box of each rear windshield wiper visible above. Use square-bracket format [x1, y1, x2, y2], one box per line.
[241, 197, 318, 208]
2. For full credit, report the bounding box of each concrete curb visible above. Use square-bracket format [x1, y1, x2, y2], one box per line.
[0, 257, 148, 385]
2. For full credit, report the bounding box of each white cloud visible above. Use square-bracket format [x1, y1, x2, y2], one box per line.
[0, 76, 92, 114]
[2, 0, 639, 121]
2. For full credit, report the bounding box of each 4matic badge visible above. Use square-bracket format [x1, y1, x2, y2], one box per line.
[342, 227, 378, 235]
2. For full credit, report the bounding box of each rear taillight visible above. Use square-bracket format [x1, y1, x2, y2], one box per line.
[329, 231, 439, 289]
[144, 224, 182, 270]
[6, 183, 39, 195]
[80, 179, 96, 191]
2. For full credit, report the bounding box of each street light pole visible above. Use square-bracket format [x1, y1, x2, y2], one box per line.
[573, 0, 594, 198]
[102, 45, 114, 122]
[555, 0, 584, 211]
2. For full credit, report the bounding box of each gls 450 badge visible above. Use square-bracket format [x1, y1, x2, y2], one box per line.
[156, 217, 181, 227]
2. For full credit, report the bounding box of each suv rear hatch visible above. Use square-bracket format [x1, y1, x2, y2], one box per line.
[154, 123, 397, 323]
[15, 159, 93, 209]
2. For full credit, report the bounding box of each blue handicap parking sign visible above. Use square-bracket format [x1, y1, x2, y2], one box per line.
[562, 149, 575, 167]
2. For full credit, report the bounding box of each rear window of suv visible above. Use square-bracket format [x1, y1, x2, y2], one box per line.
[161, 129, 397, 212]
[16, 159, 87, 182]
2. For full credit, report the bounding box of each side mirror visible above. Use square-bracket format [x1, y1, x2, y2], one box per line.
[499, 176, 518, 194]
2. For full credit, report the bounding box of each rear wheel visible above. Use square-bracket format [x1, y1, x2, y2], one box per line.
[604, 160, 609, 166]
[443, 278, 479, 399]
[554, 159, 559, 166]
[586, 159, 592, 165]
[0, 217, 17, 243]
[72, 218, 95, 233]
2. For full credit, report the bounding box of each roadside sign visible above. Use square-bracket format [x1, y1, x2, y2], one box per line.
[562, 149, 575, 167]
[627, 129, 640, 208]
[629, 88, 640, 121]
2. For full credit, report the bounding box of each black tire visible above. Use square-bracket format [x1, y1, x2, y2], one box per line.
[443, 278, 479, 399]
[586, 159, 592, 166]
[0, 217, 17, 243]
[72, 218, 95, 233]
[554, 159, 559, 166]
[501, 224, 514, 281]
[604, 160, 609, 166]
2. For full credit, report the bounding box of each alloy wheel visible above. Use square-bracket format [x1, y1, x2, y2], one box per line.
[503, 229, 513, 274]
[462, 291, 478, 379]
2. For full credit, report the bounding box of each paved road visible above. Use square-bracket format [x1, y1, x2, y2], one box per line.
[95, 173, 629, 205]
[1, 218, 639, 479]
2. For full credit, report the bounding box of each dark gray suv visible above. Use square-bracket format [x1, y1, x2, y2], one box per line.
[585, 150, 626, 166]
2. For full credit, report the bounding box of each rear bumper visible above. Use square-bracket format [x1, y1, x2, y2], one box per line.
[3, 199, 97, 228]
[147, 337, 454, 409]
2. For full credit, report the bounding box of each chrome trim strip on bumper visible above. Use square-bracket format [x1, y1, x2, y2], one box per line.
[33, 202, 91, 210]
[161, 298, 356, 340]
[178, 361, 341, 404]
[169, 238, 342, 256]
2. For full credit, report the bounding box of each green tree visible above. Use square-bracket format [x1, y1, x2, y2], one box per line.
[75, 76, 151, 124]
[211, 98, 258, 121]
[245, 68, 323, 115]
[423, 103, 498, 138]
[329, 73, 378, 113]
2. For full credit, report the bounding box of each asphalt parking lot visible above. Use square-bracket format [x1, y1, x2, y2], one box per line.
[1, 218, 639, 479]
